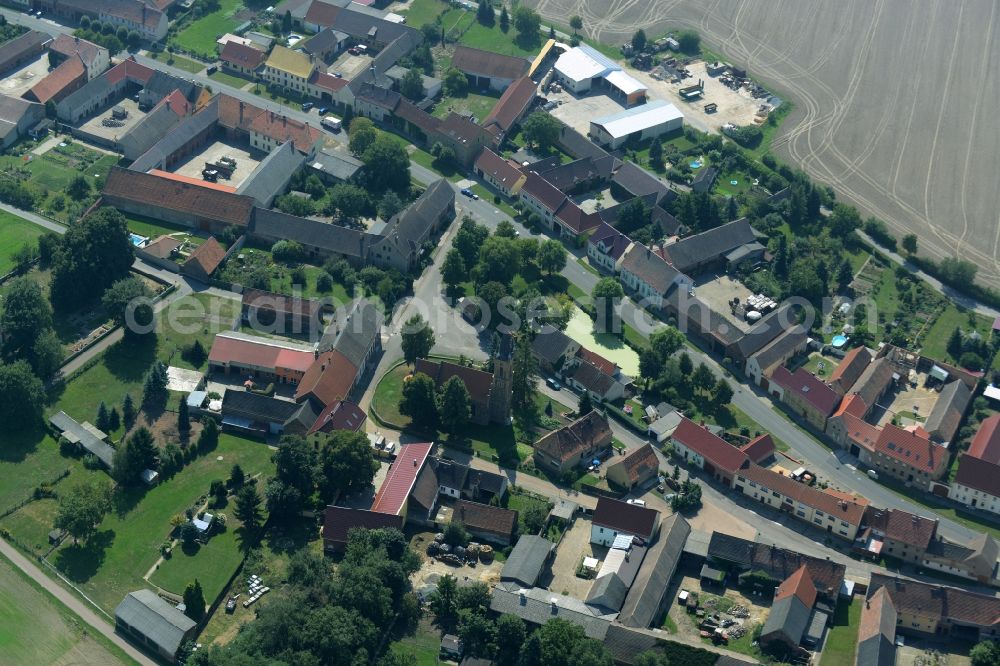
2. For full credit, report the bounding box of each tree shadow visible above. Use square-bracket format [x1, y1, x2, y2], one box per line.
[112, 485, 148, 518]
[180, 540, 201, 556]
[53, 529, 115, 583]
[104, 334, 158, 383]
[235, 524, 264, 554]
[0, 423, 49, 463]
[263, 516, 317, 556]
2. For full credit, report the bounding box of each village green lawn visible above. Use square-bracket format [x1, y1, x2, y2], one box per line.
[149, 514, 247, 601]
[171, 0, 243, 58]
[432, 91, 499, 121]
[400, 0, 448, 28]
[209, 68, 254, 89]
[920, 303, 993, 366]
[50, 433, 275, 614]
[167, 54, 207, 74]
[0, 552, 134, 666]
[0, 210, 44, 274]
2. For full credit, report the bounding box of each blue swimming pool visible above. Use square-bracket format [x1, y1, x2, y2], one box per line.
[831, 334, 849, 348]
[129, 233, 148, 247]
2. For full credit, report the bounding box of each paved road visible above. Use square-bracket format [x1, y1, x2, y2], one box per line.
[0, 537, 155, 666]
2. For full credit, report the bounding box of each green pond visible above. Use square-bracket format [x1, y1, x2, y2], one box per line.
[563, 307, 641, 377]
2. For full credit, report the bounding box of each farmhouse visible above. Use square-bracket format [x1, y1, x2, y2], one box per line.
[0, 30, 51, 74]
[745, 328, 808, 386]
[605, 443, 659, 491]
[591, 497, 659, 546]
[589, 100, 684, 149]
[48, 34, 109, 79]
[263, 46, 317, 96]
[474, 148, 526, 198]
[367, 178, 456, 271]
[668, 417, 750, 485]
[115, 590, 197, 662]
[587, 223, 633, 274]
[867, 573, 1000, 642]
[950, 414, 1000, 515]
[481, 75, 537, 141]
[856, 587, 897, 666]
[0, 94, 44, 148]
[533, 411, 612, 476]
[220, 40, 267, 77]
[618, 243, 687, 309]
[322, 506, 403, 552]
[870, 423, 948, 485]
[768, 366, 840, 430]
[450, 500, 518, 546]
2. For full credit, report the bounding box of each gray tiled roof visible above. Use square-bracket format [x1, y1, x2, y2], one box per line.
[924, 379, 971, 444]
[115, 590, 196, 658]
[309, 147, 364, 181]
[761, 595, 811, 645]
[500, 535, 553, 587]
[222, 390, 301, 423]
[321, 298, 383, 365]
[490, 583, 615, 639]
[381, 178, 454, 252]
[250, 207, 369, 259]
[585, 572, 628, 612]
[531, 329, 576, 365]
[612, 161, 672, 202]
[236, 140, 306, 206]
[620, 244, 684, 297]
[130, 97, 220, 173]
[49, 411, 114, 469]
[119, 103, 183, 160]
[618, 514, 690, 627]
[664, 218, 757, 273]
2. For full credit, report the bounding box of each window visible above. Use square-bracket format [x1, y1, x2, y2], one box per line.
[816, 510, 824, 517]
[772, 491, 780, 498]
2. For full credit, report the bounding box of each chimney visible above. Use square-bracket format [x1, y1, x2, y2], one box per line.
[239, 101, 244, 123]
[550, 598, 558, 614]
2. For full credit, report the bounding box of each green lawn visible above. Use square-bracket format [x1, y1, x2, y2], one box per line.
[400, 0, 448, 28]
[920, 304, 993, 365]
[459, 21, 541, 58]
[171, 0, 242, 58]
[506, 490, 553, 534]
[49, 433, 275, 613]
[715, 170, 752, 196]
[0, 551, 134, 665]
[209, 68, 253, 89]
[167, 55, 206, 74]
[270, 264, 351, 303]
[432, 91, 499, 121]
[0, 498, 60, 554]
[819, 600, 861, 666]
[371, 362, 411, 427]
[0, 210, 44, 274]
[121, 212, 196, 240]
[149, 514, 247, 602]
[0, 427, 83, 516]
[408, 144, 463, 181]
[390, 620, 442, 666]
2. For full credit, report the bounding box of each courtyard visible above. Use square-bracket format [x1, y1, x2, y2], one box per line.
[326, 51, 373, 80]
[172, 140, 261, 189]
[545, 515, 603, 599]
[691, 273, 758, 335]
[547, 90, 628, 137]
[0, 54, 50, 98]
[76, 98, 147, 143]
[873, 372, 941, 427]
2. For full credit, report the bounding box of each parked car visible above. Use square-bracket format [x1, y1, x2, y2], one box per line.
[302, 102, 314, 111]
[317, 106, 328, 115]
[545, 377, 561, 390]
[206, 65, 218, 74]
[460, 188, 474, 198]
[626, 499, 646, 507]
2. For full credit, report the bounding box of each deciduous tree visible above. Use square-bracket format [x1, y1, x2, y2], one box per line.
[55, 479, 111, 545]
[439, 376, 471, 434]
[401, 314, 435, 365]
[400, 372, 439, 430]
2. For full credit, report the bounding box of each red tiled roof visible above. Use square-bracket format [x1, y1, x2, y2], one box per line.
[863, 507, 937, 550]
[156, 89, 191, 117]
[833, 393, 868, 418]
[874, 423, 945, 474]
[242, 287, 323, 319]
[774, 565, 817, 608]
[829, 346, 871, 394]
[310, 70, 348, 92]
[208, 334, 315, 373]
[614, 443, 659, 485]
[739, 433, 775, 464]
[26, 55, 86, 104]
[738, 463, 867, 526]
[220, 40, 266, 70]
[249, 110, 323, 153]
[968, 414, 1000, 463]
[671, 417, 748, 474]
[452, 500, 518, 541]
[841, 413, 880, 452]
[141, 235, 181, 259]
[182, 236, 227, 277]
[105, 57, 155, 85]
[103, 168, 253, 227]
[451, 46, 528, 81]
[294, 349, 357, 407]
[520, 171, 566, 211]
[592, 496, 659, 540]
[370, 442, 433, 515]
[322, 506, 403, 550]
[554, 198, 601, 234]
[534, 411, 612, 463]
[217, 93, 266, 131]
[858, 587, 896, 644]
[148, 169, 237, 192]
[954, 454, 1000, 497]
[576, 347, 616, 375]
[482, 75, 536, 133]
[49, 34, 103, 70]
[770, 366, 840, 416]
[308, 399, 366, 434]
[414, 358, 494, 404]
[474, 148, 524, 189]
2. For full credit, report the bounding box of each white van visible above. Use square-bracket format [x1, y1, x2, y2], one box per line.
[322, 116, 342, 132]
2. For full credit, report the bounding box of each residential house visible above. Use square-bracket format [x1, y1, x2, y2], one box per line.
[605, 443, 660, 491]
[619, 243, 688, 309]
[322, 506, 403, 552]
[430, 112, 491, 167]
[826, 394, 880, 457]
[368, 178, 456, 272]
[745, 328, 808, 386]
[450, 45, 529, 91]
[474, 148, 526, 198]
[207, 332, 316, 385]
[500, 535, 554, 587]
[950, 414, 1000, 515]
[249, 110, 324, 155]
[481, 75, 536, 143]
[530, 329, 580, 373]
[924, 532, 1000, 585]
[759, 565, 826, 656]
[101, 168, 254, 233]
[241, 288, 324, 337]
[733, 463, 867, 540]
[533, 411, 613, 476]
[828, 346, 872, 396]
[725, 304, 796, 367]
[48, 34, 109, 80]
[220, 40, 267, 77]
[856, 587, 897, 666]
[590, 497, 660, 546]
[668, 417, 749, 485]
[308, 398, 367, 434]
[867, 573, 1000, 641]
[587, 223, 634, 274]
[115, 590, 197, 663]
[219, 389, 322, 437]
[854, 507, 938, 564]
[0, 94, 44, 148]
[451, 500, 518, 545]
[263, 46, 317, 96]
[0, 30, 51, 74]
[768, 366, 840, 431]
[23, 55, 87, 104]
[564, 358, 627, 403]
[870, 423, 948, 485]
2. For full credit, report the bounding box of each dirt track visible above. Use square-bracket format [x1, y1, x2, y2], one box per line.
[527, 0, 1000, 288]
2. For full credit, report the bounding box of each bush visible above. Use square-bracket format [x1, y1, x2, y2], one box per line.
[271, 240, 304, 263]
[863, 217, 898, 252]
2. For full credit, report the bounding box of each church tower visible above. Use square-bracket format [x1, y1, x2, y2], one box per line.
[489, 332, 514, 423]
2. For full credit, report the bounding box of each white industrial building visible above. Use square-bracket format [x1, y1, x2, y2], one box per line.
[553, 45, 647, 106]
[589, 100, 684, 149]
